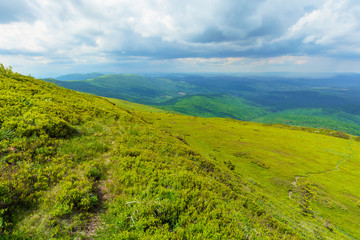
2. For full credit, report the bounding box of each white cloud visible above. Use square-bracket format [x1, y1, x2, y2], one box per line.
[285, 0, 360, 46]
[0, 21, 48, 52]
[1, 0, 360, 74]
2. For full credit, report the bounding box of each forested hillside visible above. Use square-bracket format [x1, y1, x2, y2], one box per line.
[52, 73, 360, 136]
[1, 66, 360, 239]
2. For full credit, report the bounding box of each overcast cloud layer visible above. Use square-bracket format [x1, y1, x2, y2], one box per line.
[1, 0, 360, 76]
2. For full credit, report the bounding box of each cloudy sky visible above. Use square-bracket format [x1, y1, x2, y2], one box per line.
[1, 0, 360, 76]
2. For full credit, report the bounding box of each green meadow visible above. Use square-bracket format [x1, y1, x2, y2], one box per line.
[114, 98, 360, 239]
[1, 65, 360, 239]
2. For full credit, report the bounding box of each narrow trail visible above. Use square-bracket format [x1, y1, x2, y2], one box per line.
[85, 139, 117, 237]
[289, 139, 354, 199]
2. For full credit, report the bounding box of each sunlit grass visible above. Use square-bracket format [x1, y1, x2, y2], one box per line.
[133, 109, 360, 239]
[2, 65, 359, 239]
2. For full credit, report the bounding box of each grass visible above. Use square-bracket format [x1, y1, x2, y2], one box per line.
[2, 65, 360, 239]
[129, 107, 360, 239]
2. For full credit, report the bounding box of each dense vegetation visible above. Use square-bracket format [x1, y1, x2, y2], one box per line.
[0, 65, 128, 238]
[2, 65, 360, 239]
[129, 104, 360, 240]
[51, 73, 360, 136]
[253, 108, 360, 136]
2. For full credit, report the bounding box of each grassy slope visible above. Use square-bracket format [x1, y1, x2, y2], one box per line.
[107, 97, 166, 113]
[0, 66, 329, 239]
[4, 66, 359, 239]
[0, 66, 135, 238]
[113, 98, 360, 240]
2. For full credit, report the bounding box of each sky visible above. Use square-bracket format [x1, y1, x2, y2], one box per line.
[1, 0, 360, 77]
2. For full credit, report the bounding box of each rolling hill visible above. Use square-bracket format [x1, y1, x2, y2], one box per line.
[51, 73, 360, 136]
[54, 73, 105, 81]
[54, 74, 207, 104]
[2, 65, 360, 239]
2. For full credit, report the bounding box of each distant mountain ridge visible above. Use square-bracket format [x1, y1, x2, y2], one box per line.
[53, 74, 209, 104]
[51, 73, 360, 136]
[55, 72, 104, 81]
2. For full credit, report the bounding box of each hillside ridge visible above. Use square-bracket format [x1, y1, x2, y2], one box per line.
[51, 73, 360, 136]
[1, 66, 360, 239]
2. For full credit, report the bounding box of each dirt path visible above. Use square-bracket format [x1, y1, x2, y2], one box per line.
[289, 141, 353, 199]
[85, 142, 116, 237]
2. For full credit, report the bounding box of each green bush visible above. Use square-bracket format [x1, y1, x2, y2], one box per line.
[50, 175, 98, 217]
[87, 166, 102, 181]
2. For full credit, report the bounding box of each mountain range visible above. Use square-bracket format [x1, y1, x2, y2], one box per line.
[50, 73, 360, 136]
